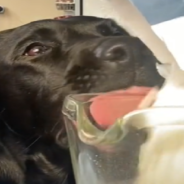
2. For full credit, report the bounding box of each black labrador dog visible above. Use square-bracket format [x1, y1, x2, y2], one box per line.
[0, 16, 163, 184]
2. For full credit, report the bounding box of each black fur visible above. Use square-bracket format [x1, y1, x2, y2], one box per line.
[0, 16, 164, 184]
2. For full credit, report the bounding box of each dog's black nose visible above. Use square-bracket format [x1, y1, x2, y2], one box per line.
[94, 39, 129, 62]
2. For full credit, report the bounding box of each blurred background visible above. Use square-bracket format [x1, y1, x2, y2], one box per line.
[0, 0, 64, 31]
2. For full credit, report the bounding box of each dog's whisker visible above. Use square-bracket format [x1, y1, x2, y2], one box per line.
[61, 174, 68, 184]
[0, 108, 5, 115]
[51, 120, 60, 133]
[24, 136, 41, 151]
[1, 118, 25, 137]
[25, 134, 38, 142]
[0, 108, 5, 121]
[52, 82, 68, 91]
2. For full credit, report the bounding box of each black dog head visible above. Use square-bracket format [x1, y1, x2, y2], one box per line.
[0, 16, 164, 184]
[0, 16, 164, 142]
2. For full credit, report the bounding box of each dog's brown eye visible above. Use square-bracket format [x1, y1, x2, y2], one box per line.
[24, 44, 50, 56]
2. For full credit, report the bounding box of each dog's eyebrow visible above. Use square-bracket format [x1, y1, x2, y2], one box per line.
[11, 37, 38, 55]
[12, 27, 59, 47]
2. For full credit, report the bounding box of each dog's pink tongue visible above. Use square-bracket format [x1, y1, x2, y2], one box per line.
[90, 87, 151, 129]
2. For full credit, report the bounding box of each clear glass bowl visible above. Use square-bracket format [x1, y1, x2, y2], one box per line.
[62, 93, 184, 184]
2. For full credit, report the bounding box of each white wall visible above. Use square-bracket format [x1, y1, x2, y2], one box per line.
[0, 0, 64, 31]
[83, 0, 133, 34]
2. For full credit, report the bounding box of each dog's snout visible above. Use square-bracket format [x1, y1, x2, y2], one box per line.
[94, 39, 129, 62]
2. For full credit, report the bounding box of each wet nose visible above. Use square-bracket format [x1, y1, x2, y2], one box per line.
[94, 39, 129, 62]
